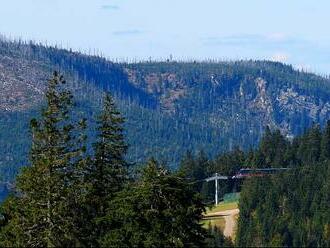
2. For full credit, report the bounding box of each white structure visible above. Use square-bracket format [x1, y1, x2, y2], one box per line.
[205, 173, 228, 205]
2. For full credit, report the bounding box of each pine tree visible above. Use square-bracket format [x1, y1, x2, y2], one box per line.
[272, 130, 288, 167]
[178, 150, 195, 177]
[100, 159, 207, 247]
[257, 127, 287, 168]
[306, 124, 322, 164]
[253, 126, 272, 168]
[178, 150, 209, 192]
[84, 92, 128, 244]
[0, 72, 86, 247]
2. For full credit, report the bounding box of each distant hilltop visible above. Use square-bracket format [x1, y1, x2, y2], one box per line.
[1, 38, 330, 182]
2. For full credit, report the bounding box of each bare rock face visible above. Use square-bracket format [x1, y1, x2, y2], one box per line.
[250, 77, 274, 126]
[277, 88, 321, 118]
[276, 87, 330, 124]
[124, 68, 187, 114]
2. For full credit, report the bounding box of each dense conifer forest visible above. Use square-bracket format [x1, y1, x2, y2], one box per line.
[178, 124, 330, 247]
[2, 39, 330, 189]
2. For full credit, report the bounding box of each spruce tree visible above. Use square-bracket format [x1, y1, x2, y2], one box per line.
[178, 150, 209, 192]
[178, 150, 196, 179]
[85, 92, 128, 244]
[257, 127, 287, 168]
[306, 124, 322, 164]
[100, 159, 207, 247]
[0, 72, 86, 247]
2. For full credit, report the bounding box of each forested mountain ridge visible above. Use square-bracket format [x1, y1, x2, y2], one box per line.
[1, 38, 330, 184]
[125, 61, 330, 132]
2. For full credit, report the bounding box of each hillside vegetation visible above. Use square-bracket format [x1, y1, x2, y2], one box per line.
[178, 124, 330, 247]
[0, 43, 330, 247]
[1, 39, 330, 184]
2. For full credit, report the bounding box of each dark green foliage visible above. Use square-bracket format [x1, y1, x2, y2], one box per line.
[179, 150, 209, 193]
[100, 159, 207, 247]
[236, 164, 330, 247]
[297, 124, 322, 164]
[0, 76, 213, 246]
[252, 127, 288, 168]
[213, 147, 245, 176]
[236, 125, 330, 247]
[0, 196, 24, 247]
[2, 39, 330, 190]
[177, 125, 330, 247]
[92, 93, 128, 196]
[205, 225, 234, 247]
[83, 92, 128, 245]
[0, 72, 87, 246]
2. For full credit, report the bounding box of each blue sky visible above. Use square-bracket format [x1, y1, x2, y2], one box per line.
[0, 0, 330, 73]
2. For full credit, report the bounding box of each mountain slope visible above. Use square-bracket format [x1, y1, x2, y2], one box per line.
[1, 39, 330, 184]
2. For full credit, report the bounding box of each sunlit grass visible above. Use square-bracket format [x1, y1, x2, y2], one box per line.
[206, 201, 238, 214]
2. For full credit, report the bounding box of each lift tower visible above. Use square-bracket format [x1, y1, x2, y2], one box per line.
[205, 173, 228, 205]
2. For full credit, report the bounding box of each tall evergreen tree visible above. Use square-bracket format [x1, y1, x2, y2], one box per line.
[84, 92, 128, 244]
[306, 124, 322, 164]
[256, 127, 288, 168]
[100, 159, 207, 247]
[179, 150, 209, 192]
[178, 150, 196, 178]
[0, 72, 86, 247]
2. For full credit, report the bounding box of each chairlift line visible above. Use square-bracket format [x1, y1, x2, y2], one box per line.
[205, 174, 228, 182]
[232, 167, 290, 179]
[204, 173, 228, 205]
[202, 167, 291, 205]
